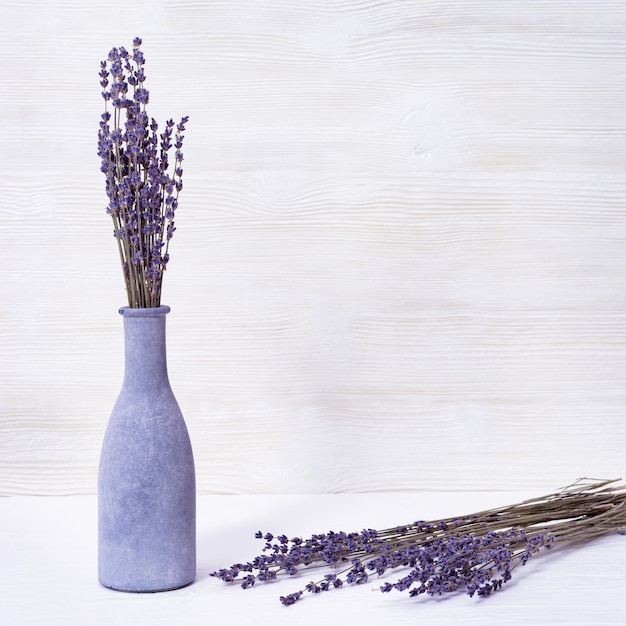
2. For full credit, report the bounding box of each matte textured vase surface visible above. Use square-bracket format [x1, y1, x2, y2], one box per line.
[98, 306, 196, 592]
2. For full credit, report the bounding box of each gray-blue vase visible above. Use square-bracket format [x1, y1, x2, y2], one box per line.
[98, 305, 196, 592]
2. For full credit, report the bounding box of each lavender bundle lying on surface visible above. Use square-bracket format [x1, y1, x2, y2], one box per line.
[98, 37, 188, 308]
[211, 478, 626, 606]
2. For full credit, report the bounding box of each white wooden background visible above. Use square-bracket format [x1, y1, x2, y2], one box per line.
[1, 0, 625, 496]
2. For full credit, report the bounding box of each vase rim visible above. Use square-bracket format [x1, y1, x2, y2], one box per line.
[118, 305, 171, 317]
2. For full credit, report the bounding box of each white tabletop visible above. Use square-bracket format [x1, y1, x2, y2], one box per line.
[1, 492, 624, 625]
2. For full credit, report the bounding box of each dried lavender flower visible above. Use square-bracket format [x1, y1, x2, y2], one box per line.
[98, 37, 188, 308]
[210, 478, 626, 606]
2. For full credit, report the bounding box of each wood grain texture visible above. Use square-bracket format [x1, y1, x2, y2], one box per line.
[1, 0, 625, 495]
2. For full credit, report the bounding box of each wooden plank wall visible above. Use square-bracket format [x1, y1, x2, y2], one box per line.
[1, 0, 625, 494]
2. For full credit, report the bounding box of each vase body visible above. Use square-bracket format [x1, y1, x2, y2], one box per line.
[98, 305, 196, 592]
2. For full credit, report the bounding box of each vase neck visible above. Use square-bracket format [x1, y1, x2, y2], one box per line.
[120, 307, 170, 386]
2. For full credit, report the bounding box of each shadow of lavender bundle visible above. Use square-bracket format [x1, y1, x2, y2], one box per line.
[210, 478, 626, 606]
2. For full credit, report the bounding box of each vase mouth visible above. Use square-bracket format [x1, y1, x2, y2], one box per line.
[119, 305, 171, 317]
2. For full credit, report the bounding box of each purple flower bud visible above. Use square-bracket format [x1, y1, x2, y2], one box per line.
[134, 88, 149, 104]
[110, 59, 123, 76]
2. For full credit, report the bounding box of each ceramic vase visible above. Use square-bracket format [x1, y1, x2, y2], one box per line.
[98, 305, 196, 592]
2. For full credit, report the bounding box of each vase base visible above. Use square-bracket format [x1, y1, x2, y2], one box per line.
[99, 578, 195, 593]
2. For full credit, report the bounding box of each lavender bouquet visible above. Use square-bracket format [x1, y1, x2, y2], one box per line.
[98, 37, 188, 308]
[211, 478, 626, 606]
